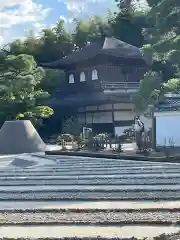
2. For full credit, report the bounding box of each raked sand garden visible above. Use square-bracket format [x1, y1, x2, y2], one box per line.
[0, 154, 180, 239]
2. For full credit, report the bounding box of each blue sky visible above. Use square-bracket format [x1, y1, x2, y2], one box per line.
[0, 0, 147, 44]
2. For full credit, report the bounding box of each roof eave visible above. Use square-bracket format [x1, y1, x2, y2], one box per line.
[39, 61, 69, 69]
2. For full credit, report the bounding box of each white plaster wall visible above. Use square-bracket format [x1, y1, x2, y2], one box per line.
[86, 106, 98, 111]
[140, 115, 152, 130]
[77, 114, 86, 124]
[114, 111, 135, 121]
[86, 113, 93, 124]
[86, 112, 113, 124]
[113, 103, 134, 110]
[99, 104, 112, 111]
[93, 112, 113, 123]
[115, 126, 129, 136]
[155, 111, 180, 147]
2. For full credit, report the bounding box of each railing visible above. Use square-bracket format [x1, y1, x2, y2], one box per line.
[103, 82, 140, 90]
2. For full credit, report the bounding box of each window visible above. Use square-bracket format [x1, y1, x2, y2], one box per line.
[80, 72, 86, 82]
[92, 69, 98, 80]
[69, 74, 74, 84]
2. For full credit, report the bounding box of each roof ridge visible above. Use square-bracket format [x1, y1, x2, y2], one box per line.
[40, 36, 144, 69]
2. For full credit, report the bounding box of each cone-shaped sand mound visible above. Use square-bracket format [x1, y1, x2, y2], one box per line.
[0, 120, 46, 154]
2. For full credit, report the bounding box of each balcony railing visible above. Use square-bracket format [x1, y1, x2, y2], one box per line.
[103, 82, 139, 93]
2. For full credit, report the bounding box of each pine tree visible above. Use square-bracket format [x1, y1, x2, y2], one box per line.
[146, 0, 180, 70]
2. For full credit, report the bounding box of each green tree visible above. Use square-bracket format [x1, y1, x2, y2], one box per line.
[72, 16, 108, 49]
[4, 20, 73, 64]
[39, 68, 66, 95]
[0, 54, 53, 125]
[110, 10, 147, 47]
[134, 71, 163, 112]
[164, 78, 180, 94]
[37, 21, 73, 63]
[3, 21, 71, 97]
[63, 116, 82, 137]
[145, 0, 180, 69]
[112, 0, 149, 47]
[134, 0, 180, 112]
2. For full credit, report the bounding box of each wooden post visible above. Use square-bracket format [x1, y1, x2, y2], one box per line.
[152, 116, 156, 150]
[112, 103, 115, 136]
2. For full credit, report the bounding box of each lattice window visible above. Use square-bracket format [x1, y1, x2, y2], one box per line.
[69, 74, 74, 84]
[80, 72, 86, 82]
[92, 69, 98, 80]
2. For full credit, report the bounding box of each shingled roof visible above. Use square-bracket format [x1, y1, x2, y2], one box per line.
[46, 90, 134, 107]
[155, 93, 180, 112]
[41, 37, 143, 69]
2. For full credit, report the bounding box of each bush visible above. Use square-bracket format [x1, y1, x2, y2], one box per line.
[57, 134, 74, 145]
[95, 133, 109, 140]
[63, 116, 82, 136]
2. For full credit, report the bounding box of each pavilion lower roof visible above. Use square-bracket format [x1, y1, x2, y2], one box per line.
[46, 91, 134, 107]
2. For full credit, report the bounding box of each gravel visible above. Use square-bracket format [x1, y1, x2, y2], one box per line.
[0, 190, 180, 200]
[1, 178, 180, 185]
[0, 210, 179, 224]
[0, 170, 180, 177]
[2, 165, 180, 172]
[1, 155, 180, 239]
[2, 174, 180, 180]
[0, 236, 178, 240]
[0, 169, 170, 175]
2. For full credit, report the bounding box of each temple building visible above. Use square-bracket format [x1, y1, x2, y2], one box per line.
[42, 37, 147, 136]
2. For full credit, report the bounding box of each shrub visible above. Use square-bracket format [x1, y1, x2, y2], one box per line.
[57, 134, 74, 145]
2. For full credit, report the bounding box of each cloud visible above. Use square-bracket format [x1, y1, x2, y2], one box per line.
[0, 0, 51, 43]
[0, 36, 4, 44]
[0, 0, 51, 28]
[59, 0, 148, 22]
[59, 0, 116, 20]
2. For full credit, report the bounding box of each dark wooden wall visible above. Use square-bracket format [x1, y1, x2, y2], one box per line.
[63, 65, 146, 93]
[59, 55, 147, 94]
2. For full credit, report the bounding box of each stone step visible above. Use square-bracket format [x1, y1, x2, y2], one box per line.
[4, 165, 180, 173]
[0, 174, 179, 180]
[0, 200, 179, 210]
[35, 157, 173, 165]
[1, 190, 180, 200]
[0, 225, 179, 238]
[33, 163, 175, 168]
[1, 184, 180, 192]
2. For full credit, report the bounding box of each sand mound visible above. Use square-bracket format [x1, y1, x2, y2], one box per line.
[11, 157, 37, 167]
[0, 120, 46, 154]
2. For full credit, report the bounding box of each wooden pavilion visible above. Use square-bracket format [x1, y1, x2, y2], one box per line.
[41, 36, 148, 135]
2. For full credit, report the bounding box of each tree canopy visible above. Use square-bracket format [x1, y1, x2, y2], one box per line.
[0, 53, 53, 125]
[0, 0, 179, 121]
[133, 0, 180, 111]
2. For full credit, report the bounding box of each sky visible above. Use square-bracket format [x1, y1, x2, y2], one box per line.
[0, 0, 148, 45]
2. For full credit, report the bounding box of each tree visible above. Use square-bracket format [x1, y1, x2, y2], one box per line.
[37, 21, 73, 63]
[134, 71, 163, 112]
[164, 78, 180, 94]
[39, 68, 66, 95]
[63, 116, 82, 137]
[134, 0, 180, 112]
[4, 20, 73, 64]
[0, 54, 53, 125]
[110, 10, 147, 47]
[72, 16, 108, 49]
[145, 0, 180, 69]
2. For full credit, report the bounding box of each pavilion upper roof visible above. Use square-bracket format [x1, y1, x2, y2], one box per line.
[40, 37, 144, 69]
